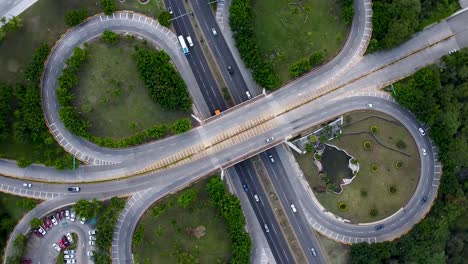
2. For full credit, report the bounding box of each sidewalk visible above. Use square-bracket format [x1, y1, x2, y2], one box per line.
[0, 0, 38, 21]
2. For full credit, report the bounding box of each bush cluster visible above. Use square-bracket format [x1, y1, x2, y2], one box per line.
[0, 16, 22, 42]
[102, 30, 120, 45]
[338, 202, 348, 212]
[65, 9, 88, 27]
[229, 0, 280, 89]
[363, 140, 372, 150]
[370, 125, 379, 134]
[340, 0, 354, 25]
[395, 160, 403, 169]
[206, 177, 251, 264]
[100, 0, 115, 16]
[288, 51, 324, 78]
[369, 208, 378, 217]
[158, 11, 172, 27]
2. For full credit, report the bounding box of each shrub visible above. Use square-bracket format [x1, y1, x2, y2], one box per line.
[305, 143, 315, 153]
[288, 58, 311, 78]
[338, 202, 348, 212]
[65, 8, 88, 27]
[340, 0, 354, 25]
[369, 208, 378, 217]
[396, 139, 407, 149]
[350, 158, 358, 165]
[102, 30, 120, 45]
[158, 11, 172, 27]
[388, 185, 397, 194]
[150, 203, 167, 217]
[133, 225, 144, 246]
[309, 134, 318, 143]
[395, 160, 403, 169]
[309, 51, 324, 67]
[371, 164, 379, 172]
[177, 189, 198, 209]
[314, 153, 322, 161]
[370, 125, 379, 134]
[171, 118, 192, 134]
[363, 140, 372, 150]
[17, 158, 32, 168]
[100, 0, 115, 15]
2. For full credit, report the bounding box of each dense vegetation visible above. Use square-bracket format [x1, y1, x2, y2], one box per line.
[368, 0, 460, 53]
[65, 8, 88, 27]
[350, 49, 468, 263]
[229, 0, 280, 89]
[340, 0, 355, 26]
[100, 0, 115, 16]
[56, 41, 192, 148]
[0, 17, 22, 42]
[134, 47, 192, 111]
[94, 197, 126, 264]
[288, 51, 324, 78]
[206, 177, 252, 263]
[5, 234, 27, 264]
[74, 198, 102, 219]
[0, 44, 75, 168]
[101, 30, 120, 45]
[158, 11, 172, 27]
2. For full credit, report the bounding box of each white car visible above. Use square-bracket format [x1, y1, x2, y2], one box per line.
[265, 137, 274, 143]
[52, 243, 61, 252]
[254, 194, 260, 202]
[22, 183, 32, 188]
[70, 211, 76, 222]
[367, 103, 373, 108]
[64, 250, 75, 255]
[51, 215, 58, 226]
[80, 217, 86, 224]
[89, 240, 95, 246]
[418, 127, 425, 136]
[87, 251, 94, 257]
[264, 224, 270, 233]
[167, 6, 173, 14]
[310, 247, 317, 256]
[290, 204, 297, 213]
[212, 27, 217, 36]
[186, 36, 194, 47]
[421, 148, 427, 156]
[38, 226, 46, 235]
[65, 210, 70, 220]
[89, 235, 96, 241]
[246, 91, 252, 99]
[66, 233, 74, 243]
[64, 255, 74, 259]
[448, 49, 457, 55]
[89, 230, 97, 235]
[65, 260, 75, 264]
[269, 154, 275, 163]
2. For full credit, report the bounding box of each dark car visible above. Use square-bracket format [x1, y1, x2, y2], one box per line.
[68, 186, 80, 192]
[242, 184, 249, 192]
[62, 236, 70, 246]
[375, 224, 384, 231]
[57, 212, 62, 220]
[227, 65, 234, 74]
[421, 196, 428, 203]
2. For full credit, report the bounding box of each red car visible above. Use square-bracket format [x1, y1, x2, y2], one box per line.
[33, 229, 42, 238]
[22, 259, 32, 264]
[58, 239, 66, 249]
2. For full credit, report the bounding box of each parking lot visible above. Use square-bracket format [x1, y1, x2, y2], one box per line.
[23, 208, 97, 264]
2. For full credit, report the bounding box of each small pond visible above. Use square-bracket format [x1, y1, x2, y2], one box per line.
[320, 145, 354, 191]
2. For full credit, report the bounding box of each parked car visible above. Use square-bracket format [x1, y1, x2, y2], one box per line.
[87, 251, 94, 257]
[33, 229, 42, 238]
[52, 243, 61, 252]
[56, 212, 62, 220]
[448, 49, 458, 55]
[65, 210, 70, 220]
[65, 260, 76, 264]
[264, 224, 270, 233]
[58, 239, 66, 249]
[70, 211, 76, 222]
[51, 215, 58, 226]
[64, 250, 75, 255]
[62, 236, 70, 246]
[66, 233, 74, 243]
[22, 183, 32, 188]
[89, 241, 95, 246]
[60, 210, 65, 219]
[418, 127, 426, 136]
[68, 186, 80, 192]
[64, 255, 74, 259]
[80, 217, 86, 224]
[89, 230, 97, 235]
[38, 226, 46, 236]
[269, 154, 275, 163]
[242, 184, 249, 192]
[89, 236, 96, 241]
[265, 137, 274, 143]
[290, 204, 297, 213]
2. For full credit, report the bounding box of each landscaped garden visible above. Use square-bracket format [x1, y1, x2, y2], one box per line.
[295, 111, 420, 223]
[251, 0, 350, 81]
[133, 176, 251, 264]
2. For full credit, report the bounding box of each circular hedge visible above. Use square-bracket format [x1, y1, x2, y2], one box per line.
[395, 160, 403, 169]
[363, 141, 372, 150]
[370, 125, 379, 134]
[369, 208, 378, 217]
[338, 202, 348, 212]
[388, 185, 397, 194]
[371, 163, 379, 172]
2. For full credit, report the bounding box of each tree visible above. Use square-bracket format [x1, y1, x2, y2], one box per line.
[309, 51, 324, 67]
[74, 199, 101, 219]
[158, 11, 172, 27]
[29, 218, 42, 229]
[65, 9, 88, 27]
[171, 118, 192, 134]
[340, 0, 354, 25]
[288, 58, 311, 78]
[100, 0, 115, 15]
[177, 189, 198, 208]
[101, 30, 120, 45]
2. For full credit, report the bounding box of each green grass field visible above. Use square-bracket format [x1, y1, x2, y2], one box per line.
[251, 0, 349, 81]
[133, 178, 231, 264]
[296, 111, 420, 223]
[73, 39, 188, 139]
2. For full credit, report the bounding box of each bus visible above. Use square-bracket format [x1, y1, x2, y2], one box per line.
[178, 35, 189, 55]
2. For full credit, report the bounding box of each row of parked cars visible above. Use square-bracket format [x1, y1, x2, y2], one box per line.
[34, 209, 81, 237]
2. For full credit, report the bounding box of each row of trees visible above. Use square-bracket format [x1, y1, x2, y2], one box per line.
[368, 0, 460, 52]
[0, 43, 75, 169]
[350, 48, 468, 263]
[206, 177, 251, 263]
[0, 16, 22, 42]
[134, 47, 192, 111]
[288, 51, 324, 78]
[229, 0, 280, 89]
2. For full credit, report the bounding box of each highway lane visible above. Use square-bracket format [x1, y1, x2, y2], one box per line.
[234, 161, 294, 264]
[191, 0, 252, 102]
[165, 0, 226, 114]
[260, 150, 326, 263]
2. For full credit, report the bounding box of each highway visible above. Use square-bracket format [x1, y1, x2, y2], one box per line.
[1, 2, 467, 263]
